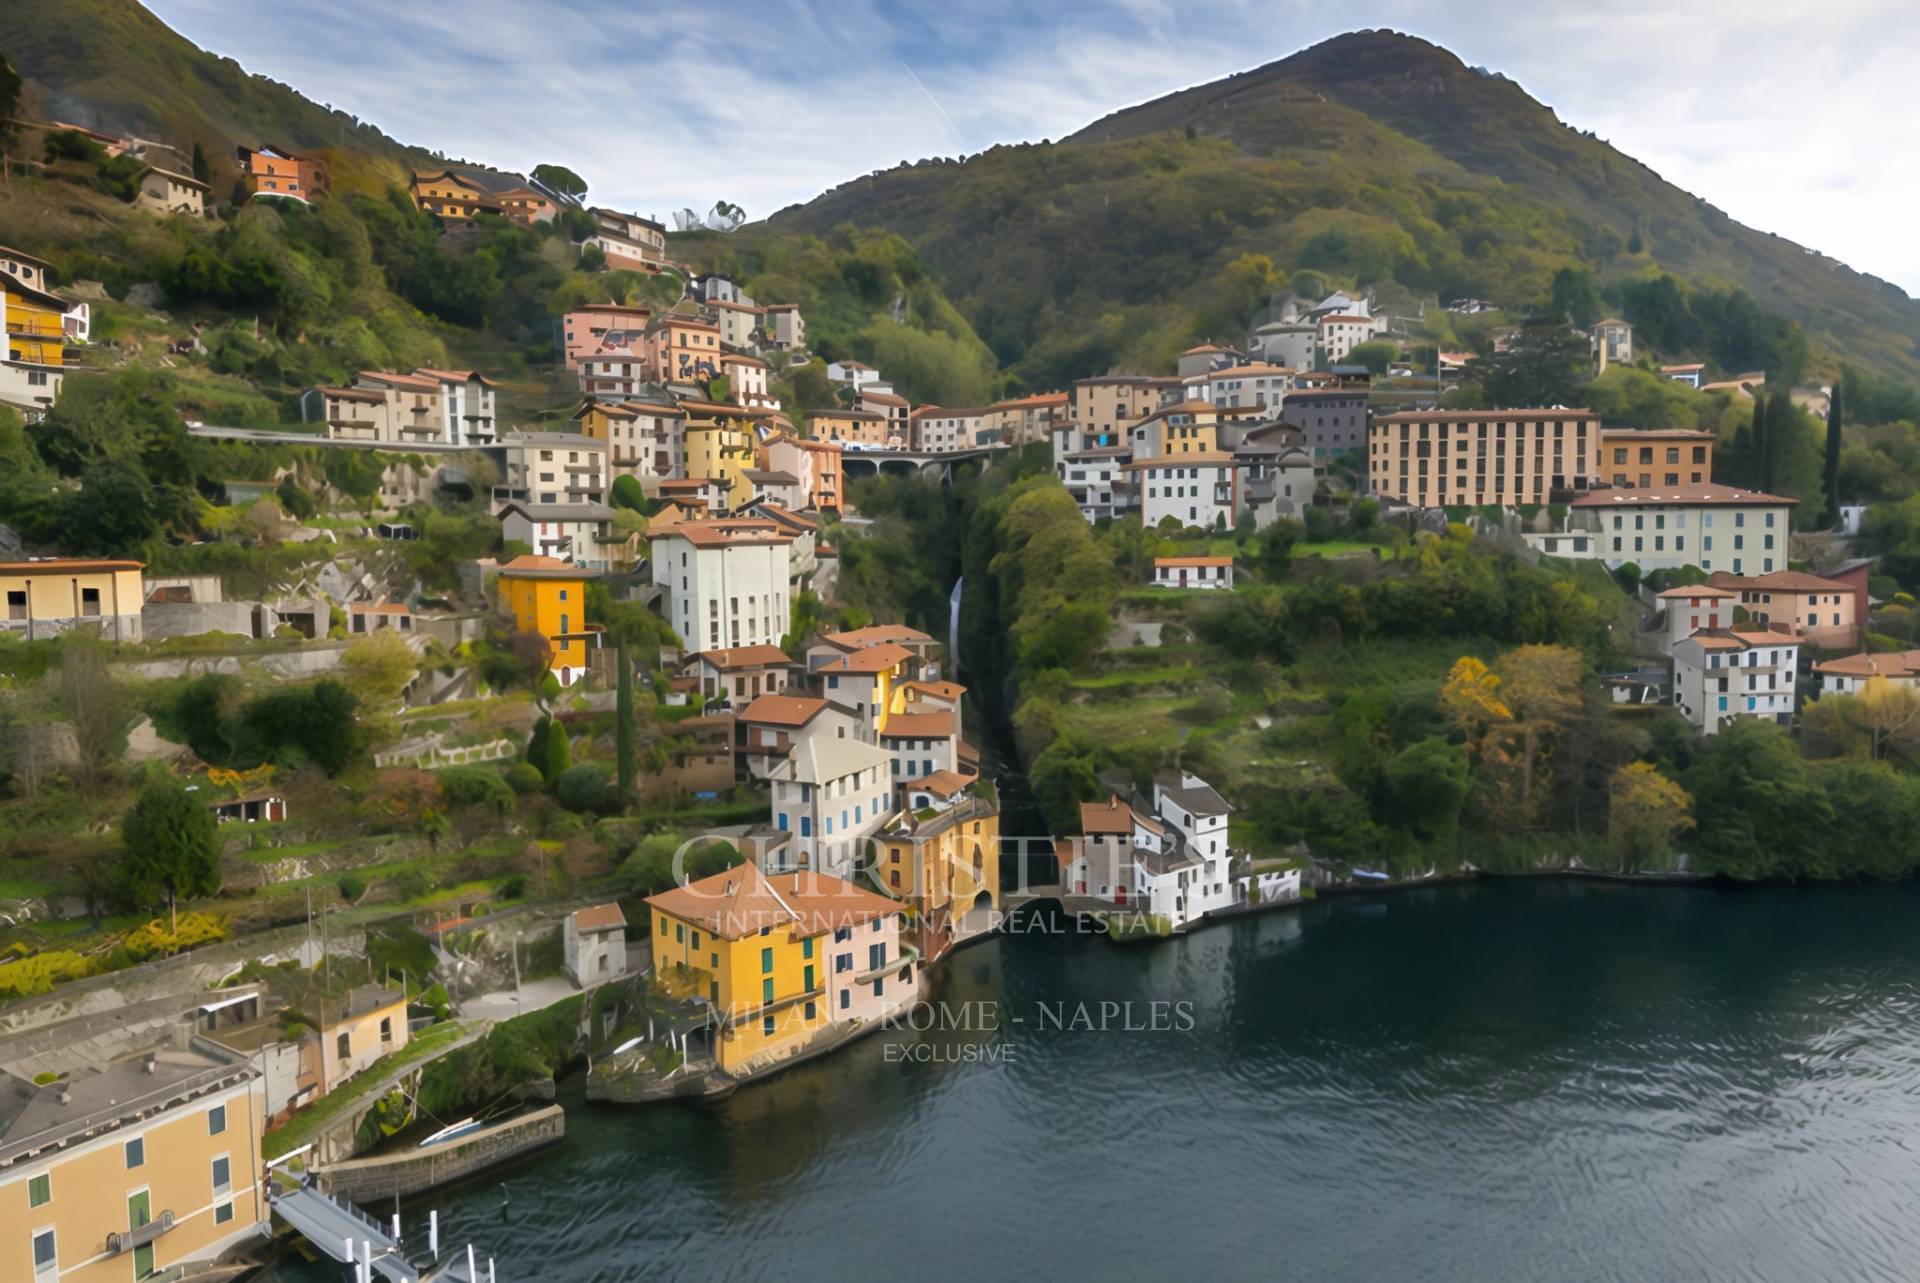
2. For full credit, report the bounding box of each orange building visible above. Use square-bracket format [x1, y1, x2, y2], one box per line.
[409, 169, 504, 219]
[235, 144, 328, 202]
[496, 555, 601, 686]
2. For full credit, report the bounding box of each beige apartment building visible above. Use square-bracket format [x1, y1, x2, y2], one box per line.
[1600, 428, 1715, 489]
[1069, 376, 1177, 449]
[0, 1037, 267, 1283]
[1368, 409, 1602, 507]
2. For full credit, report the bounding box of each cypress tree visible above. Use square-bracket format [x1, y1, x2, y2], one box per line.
[1764, 390, 1796, 497]
[1822, 378, 1846, 529]
[1750, 395, 1768, 491]
[615, 643, 636, 793]
[190, 141, 210, 184]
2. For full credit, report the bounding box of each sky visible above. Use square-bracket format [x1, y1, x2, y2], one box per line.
[146, 0, 1920, 297]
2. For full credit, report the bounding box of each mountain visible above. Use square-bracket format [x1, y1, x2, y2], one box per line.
[1, 0, 421, 186]
[765, 30, 1920, 390]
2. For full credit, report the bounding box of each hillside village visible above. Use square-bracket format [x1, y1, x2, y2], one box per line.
[7, 24, 1920, 1283]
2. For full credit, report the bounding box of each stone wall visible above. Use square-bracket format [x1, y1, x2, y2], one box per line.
[142, 601, 259, 640]
[318, 1105, 565, 1204]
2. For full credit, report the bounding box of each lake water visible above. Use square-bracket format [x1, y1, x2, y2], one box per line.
[256, 878, 1920, 1281]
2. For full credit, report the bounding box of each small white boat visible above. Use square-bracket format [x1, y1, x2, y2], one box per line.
[417, 1118, 483, 1148]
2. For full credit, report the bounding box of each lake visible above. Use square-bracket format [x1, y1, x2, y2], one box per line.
[256, 877, 1920, 1281]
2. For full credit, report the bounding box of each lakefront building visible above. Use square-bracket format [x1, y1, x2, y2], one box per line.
[0, 1037, 269, 1283]
[1568, 485, 1797, 576]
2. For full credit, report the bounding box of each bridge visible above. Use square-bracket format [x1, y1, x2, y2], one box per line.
[269, 1180, 492, 1281]
[185, 423, 483, 453]
[837, 443, 1009, 484]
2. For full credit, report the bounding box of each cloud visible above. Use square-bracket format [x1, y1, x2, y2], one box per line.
[143, 0, 1918, 295]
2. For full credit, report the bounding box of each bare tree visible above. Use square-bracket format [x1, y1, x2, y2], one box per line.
[52, 639, 131, 790]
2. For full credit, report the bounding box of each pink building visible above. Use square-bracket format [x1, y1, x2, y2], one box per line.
[561, 303, 652, 371]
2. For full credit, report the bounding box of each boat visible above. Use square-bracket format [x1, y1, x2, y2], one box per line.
[417, 1117, 484, 1148]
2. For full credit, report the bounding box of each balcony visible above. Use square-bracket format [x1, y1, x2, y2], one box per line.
[718, 982, 827, 1029]
[106, 1210, 176, 1256]
[853, 944, 921, 985]
[5, 317, 64, 338]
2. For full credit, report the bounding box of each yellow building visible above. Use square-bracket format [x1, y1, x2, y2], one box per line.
[1131, 400, 1221, 458]
[648, 865, 910, 1074]
[0, 1038, 268, 1283]
[2, 253, 70, 414]
[679, 402, 761, 513]
[875, 787, 1000, 956]
[496, 554, 601, 687]
[409, 169, 503, 219]
[314, 986, 410, 1093]
[0, 559, 145, 641]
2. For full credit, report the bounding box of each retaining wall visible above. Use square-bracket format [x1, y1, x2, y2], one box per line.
[318, 1105, 565, 1204]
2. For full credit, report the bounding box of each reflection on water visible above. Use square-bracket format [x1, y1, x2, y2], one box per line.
[253, 879, 1920, 1282]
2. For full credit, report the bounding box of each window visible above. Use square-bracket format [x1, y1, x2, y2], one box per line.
[337, 1031, 351, 1060]
[762, 977, 774, 1004]
[28, 1173, 49, 1208]
[125, 1137, 144, 1169]
[761, 947, 773, 973]
[762, 1015, 775, 1035]
[209, 1104, 226, 1136]
[379, 1016, 392, 1043]
[215, 1201, 235, 1225]
[804, 1001, 817, 1021]
[32, 1228, 54, 1278]
[839, 988, 850, 1010]
[675, 923, 685, 944]
[802, 937, 813, 960]
[212, 1155, 231, 1196]
[836, 953, 852, 973]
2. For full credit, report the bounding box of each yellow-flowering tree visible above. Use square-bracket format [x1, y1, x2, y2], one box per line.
[1608, 762, 1694, 870]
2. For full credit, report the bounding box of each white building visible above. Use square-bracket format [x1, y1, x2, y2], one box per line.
[1124, 453, 1239, 530]
[1316, 312, 1388, 367]
[1202, 363, 1292, 411]
[1153, 556, 1232, 589]
[1057, 446, 1132, 522]
[491, 432, 608, 509]
[497, 501, 630, 570]
[878, 709, 958, 788]
[1657, 583, 1736, 652]
[564, 903, 628, 986]
[827, 359, 880, 389]
[1569, 484, 1796, 577]
[767, 733, 895, 879]
[419, 368, 498, 446]
[1063, 777, 1235, 932]
[1671, 629, 1798, 734]
[909, 407, 988, 454]
[1812, 650, 1920, 696]
[650, 519, 794, 653]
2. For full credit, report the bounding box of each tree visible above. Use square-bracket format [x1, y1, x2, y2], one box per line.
[1465, 314, 1588, 409]
[0, 54, 21, 148]
[610, 474, 648, 512]
[1549, 267, 1603, 329]
[190, 142, 211, 184]
[119, 777, 221, 913]
[1687, 718, 1832, 878]
[527, 714, 572, 784]
[1823, 377, 1845, 529]
[1382, 737, 1470, 842]
[616, 643, 637, 793]
[338, 631, 417, 731]
[1257, 518, 1303, 580]
[555, 763, 610, 812]
[50, 638, 131, 788]
[530, 164, 588, 200]
[1608, 762, 1693, 870]
[1857, 676, 1920, 761]
[1345, 340, 1397, 377]
[1440, 656, 1510, 736]
[235, 680, 360, 775]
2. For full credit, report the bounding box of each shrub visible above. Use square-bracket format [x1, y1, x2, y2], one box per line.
[554, 763, 610, 813]
[440, 765, 515, 815]
[503, 761, 544, 794]
[337, 874, 367, 904]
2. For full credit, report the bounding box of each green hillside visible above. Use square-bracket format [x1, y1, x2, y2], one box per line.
[767, 30, 1920, 390]
[1, 0, 419, 182]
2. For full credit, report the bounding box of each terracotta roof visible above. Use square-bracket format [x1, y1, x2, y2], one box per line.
[1080, 796, 1135, 835]
[1813, 650, 1920, 679]
[572, 902, 627, 932]
[720, 352, 768, 367]
[646, 863, 795, 939]
[1180, 344, 1237, 355]
[690, 645, 791, 670]
[1655, 584, 1736, 599]
[908, 770, 974, 798]
[1155, 556, 1231, 568]
[1570, 484, 1795, 509]
[1158, 399, 1220, 415]
[860, 390, 908, 406]
[740, 693, 830, 727]
[990, 392, 1069, 410]
[1661, 363, 1707, 373]
[1208, 363, 1294, 378]
[357, 370, 440, 392]
[1119, 452, 1238, 471]
[826, 624, 933, 649]
[414, 368, 496, 387]
[771, 871, 904, 937]
[903, 679, 966, 701]
[498, 554, 588, 579]
[816, 642, 914, 673]
[349, 601, 412, 615]
[1600, 427, 1716, 441]
[1706, 571, 1850, 594]
[652, 519, 793, 549]
[879, 711, 956, 738]
[746, 502, 819, 532]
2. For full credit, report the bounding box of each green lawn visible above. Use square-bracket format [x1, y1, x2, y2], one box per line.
[1296, 540, 1388, 559]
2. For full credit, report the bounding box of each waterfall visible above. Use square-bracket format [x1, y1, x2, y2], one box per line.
[948, 577, 963, 679]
